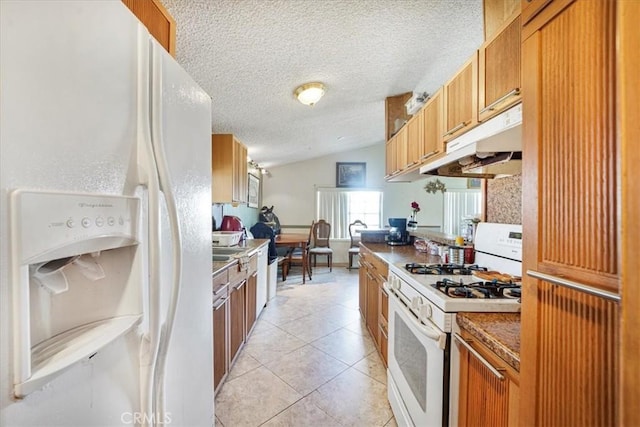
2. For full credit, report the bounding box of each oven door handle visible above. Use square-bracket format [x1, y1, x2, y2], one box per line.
[389, 291, 447, 350]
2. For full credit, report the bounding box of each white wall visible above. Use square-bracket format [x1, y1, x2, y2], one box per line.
[262, 143, 472, 263]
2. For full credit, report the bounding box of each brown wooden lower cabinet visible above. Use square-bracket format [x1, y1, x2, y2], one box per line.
[358, 244, 388, 367]
[212, 292, 228, 392]
[378, 284, 389, 367]
[214, 253, 262, 394]
[455, 329, 519, 427]
[365, 270, 379, 347]
[212, 269, 229, 393]
[358, 261, 367, 320]
[228, 278, 246, 365]
[246, 271, 257, 336]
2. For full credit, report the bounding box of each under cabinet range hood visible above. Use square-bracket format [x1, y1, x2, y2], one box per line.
[421, 103, 523, 178]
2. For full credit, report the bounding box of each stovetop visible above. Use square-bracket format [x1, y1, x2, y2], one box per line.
[403, 263, 521, 300]
[389, 263, 522, 314]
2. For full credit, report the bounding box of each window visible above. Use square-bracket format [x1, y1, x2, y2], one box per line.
[316, 188, 383, 239]
[442, 190, 482, 235]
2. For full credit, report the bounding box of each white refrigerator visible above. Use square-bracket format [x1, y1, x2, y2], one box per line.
[0, 1, 214, 425]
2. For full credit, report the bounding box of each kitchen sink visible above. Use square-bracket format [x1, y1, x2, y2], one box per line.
[212, 254, 233, 262]
[211, 247, 247, 255]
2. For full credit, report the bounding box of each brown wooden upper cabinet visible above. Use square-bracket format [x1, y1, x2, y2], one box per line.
[395, 123, 409, 173]
[122, 0, 176, 56]
[385, 138, 395, 178]
[443, 52, 479, 142]
[520, 0, 554, 26]
[385, 88, 444, 182]
[212, 134, 248, 204]
[483, 0, 521, 39]
[478, 12, 522, 122]
[420, 88, 444, 163]
[405, 109, 423, 170]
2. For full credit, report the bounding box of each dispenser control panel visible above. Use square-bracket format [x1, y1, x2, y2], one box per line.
[11, 190, 140, 264]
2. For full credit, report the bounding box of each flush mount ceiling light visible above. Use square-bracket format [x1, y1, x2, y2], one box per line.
[294, 82, 325, 106]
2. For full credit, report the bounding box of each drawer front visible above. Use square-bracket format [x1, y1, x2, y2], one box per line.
[228, 262, 245, 286]
[248, 253, 258, 275]
[212, 269, 229, 295]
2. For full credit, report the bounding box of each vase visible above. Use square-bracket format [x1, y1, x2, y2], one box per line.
[407, 213, 418, 231]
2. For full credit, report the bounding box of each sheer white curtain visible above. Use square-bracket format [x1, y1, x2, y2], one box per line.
[443, 190, 482, 235]
[316, 188, 349, 239]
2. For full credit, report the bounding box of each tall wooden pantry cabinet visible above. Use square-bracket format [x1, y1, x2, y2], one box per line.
[520, 0, 622, 425]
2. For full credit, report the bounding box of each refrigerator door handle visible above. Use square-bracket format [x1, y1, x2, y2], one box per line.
[135, 26, 161, 427]
[149, 41, 184, 423]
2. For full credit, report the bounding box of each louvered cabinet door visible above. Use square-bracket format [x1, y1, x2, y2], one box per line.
[456, 331, 519, 427]
[520, 0, 619, 425]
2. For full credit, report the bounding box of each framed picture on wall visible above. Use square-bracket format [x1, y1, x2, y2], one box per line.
[248, 174, 260, 208]
[336, 162, 366, 188]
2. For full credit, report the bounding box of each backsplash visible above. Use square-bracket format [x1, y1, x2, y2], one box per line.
[486, 174, 522, 224]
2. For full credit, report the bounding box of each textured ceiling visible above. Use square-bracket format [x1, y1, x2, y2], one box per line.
[162, 0, 483, 169]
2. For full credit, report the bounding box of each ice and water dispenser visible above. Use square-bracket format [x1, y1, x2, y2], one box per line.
[10, 190, 142, 397]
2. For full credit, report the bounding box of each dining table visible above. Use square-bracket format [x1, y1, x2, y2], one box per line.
[274, 233, 311, 283]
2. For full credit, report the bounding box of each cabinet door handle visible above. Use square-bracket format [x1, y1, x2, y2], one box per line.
[443, 121, 468, 137]
[526, 270, 620, 303]
[420, 150, 438, 160]
[454, 333, 505, 380]
[212, 296, 229, 311]
[234, 280, 246, 291]
[378, 323, 388, 339]
[479, 88, 521, 114]
[213, 283, 229, 296]
[403, 161, 418, 169]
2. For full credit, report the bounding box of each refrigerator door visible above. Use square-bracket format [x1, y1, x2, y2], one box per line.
[0, 2, 146, 426]
[149, 40, 214, 425]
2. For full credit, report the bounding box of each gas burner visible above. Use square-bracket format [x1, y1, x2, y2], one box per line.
[404, 263, 488, 275]
[432, 279, 522, 299]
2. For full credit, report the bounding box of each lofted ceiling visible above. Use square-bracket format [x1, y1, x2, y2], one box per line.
[162, 0, 483, 170]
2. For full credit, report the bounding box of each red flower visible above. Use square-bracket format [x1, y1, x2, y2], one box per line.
[411, 201, 420, 213]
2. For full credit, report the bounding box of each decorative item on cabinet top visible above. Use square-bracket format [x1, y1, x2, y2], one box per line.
[405, 92, 430, 115]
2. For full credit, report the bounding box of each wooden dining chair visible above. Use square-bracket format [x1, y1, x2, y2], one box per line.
[309, 219, 333, 272]
[348, 220, 367, 270]
[286, 221, 314, 281]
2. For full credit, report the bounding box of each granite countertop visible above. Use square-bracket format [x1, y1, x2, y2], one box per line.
[212, 239, 269, 275]
[360, 242, 444, 266]
[456, 312, 521, 372]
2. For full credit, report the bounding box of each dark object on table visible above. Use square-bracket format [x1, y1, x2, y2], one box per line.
[258, 205, 281, 235]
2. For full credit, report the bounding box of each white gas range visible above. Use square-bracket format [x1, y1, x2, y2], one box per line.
[385, 223, 522, 427]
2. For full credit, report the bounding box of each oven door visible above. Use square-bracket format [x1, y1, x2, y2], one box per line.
[387, 289, 449, 427]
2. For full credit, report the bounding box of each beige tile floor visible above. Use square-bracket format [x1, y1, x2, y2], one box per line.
[215, 266, 398, 427]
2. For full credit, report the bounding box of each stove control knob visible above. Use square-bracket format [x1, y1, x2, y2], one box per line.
[419, 304, 433, 320]
[411, 296, 423, 310]
[389, 276, 400, 291]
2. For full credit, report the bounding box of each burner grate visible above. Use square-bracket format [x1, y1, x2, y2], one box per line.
[404, 263, 487, 275]
[432, 278, 522, 299]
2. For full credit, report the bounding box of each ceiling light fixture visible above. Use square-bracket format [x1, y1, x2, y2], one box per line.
[294, 82, 325, 106]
